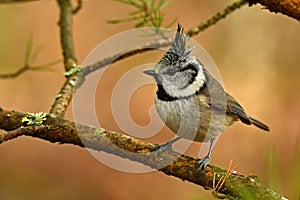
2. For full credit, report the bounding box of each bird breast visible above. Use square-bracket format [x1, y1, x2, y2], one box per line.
[155, 94, 234, 142]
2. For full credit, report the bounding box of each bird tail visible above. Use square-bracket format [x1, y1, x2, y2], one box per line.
[248, 116, 270, 132]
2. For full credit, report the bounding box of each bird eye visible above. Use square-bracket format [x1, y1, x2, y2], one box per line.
[165, 69, 176, 76]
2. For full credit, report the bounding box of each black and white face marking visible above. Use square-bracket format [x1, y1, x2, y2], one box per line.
[146, 24, 206, 101]
[155, 56, 206, 100]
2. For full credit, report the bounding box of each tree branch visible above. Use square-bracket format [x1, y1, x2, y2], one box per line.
[0, 107, 285, 200]
[81, 38, 172, 77]
[0, 65, 29, 78]
[187, 0, 247, 37]
[246, 0, 300, 21]
[57, 0, 77, 68]
[82, 0, 247, 79]
[49, 0, 83, 117]
[0, 126, 48, 142]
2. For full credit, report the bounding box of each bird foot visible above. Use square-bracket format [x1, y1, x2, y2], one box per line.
[154, 142, 173, 157]
[197, 156, 211, 171]
[153, 137, 181, 157]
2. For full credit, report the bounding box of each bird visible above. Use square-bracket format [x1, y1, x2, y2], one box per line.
[143, 24, 269, 171]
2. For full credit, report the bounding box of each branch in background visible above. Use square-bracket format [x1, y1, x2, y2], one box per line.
[0, 65, 29, 78]
[82, 0, 247, 78]
[0, 34, 61, 79]
[0, 107, 285, 200]
[187, 0, 247, 37]
[0, 60, 61, 79]
[247, 0, 300, 21]
[81, 38, 172, 77]
[82, 0, 299, 82]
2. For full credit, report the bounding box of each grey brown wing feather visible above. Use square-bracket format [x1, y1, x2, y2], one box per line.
[203, 69, 269, 131]
[226, 94, 270, 131]
[226, 94, 251, 125]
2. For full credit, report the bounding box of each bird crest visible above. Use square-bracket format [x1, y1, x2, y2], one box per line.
[158, 24, 192, 66]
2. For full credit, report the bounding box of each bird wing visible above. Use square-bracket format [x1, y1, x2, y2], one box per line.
[226, 94, 270, 131]
[202, 69, 269, 131]
[226, 94, 251, 125]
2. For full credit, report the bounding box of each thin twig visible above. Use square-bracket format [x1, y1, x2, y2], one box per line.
[0, 65, 29, 78]
[72, 0, 82, 14]
[187, 0, 248, 37]
[0, 59, 62, 79]
[81, 38, 172, 77]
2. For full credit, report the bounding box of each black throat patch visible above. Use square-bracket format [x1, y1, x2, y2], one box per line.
[156, 82, 207, 102]
[157, 84, 178, 101]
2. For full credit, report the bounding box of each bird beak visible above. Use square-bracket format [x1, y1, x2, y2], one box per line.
[143, 70, 156, 76]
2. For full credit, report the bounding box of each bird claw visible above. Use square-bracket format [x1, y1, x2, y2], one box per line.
[154, 143, 172, 157]
[153, 137, 181, 157]
[197, 156, 210, 171]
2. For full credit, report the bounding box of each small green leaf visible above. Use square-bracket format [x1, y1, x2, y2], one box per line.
[107, 0, 176, 31]
[107, 16, 138, 24]
[24, 33, 34, 66]
[157, 0, 172, 10]
[30, 44, 44, 63]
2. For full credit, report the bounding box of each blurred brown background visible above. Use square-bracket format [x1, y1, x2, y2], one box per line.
[0, 0, 299, 199]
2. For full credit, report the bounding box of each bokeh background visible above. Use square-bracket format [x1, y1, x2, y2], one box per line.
[0, 0, 299, 199]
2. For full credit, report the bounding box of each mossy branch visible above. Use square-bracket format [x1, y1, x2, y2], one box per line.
[0, 107, 285, 200]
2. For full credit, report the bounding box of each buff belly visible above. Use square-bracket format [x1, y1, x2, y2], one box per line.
[155, 95, 236, 142]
